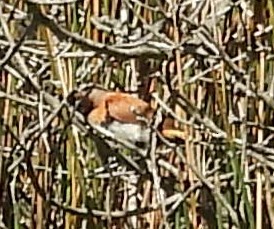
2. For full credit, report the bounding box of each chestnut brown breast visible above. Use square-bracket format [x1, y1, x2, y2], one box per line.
[73, 88, 154, 125]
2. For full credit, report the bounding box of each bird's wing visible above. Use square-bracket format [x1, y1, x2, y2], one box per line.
[105, 93, 152, 124]
[87, 102, 108, 124]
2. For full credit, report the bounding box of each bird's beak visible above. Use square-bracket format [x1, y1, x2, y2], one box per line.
[67, 90, 78, 106]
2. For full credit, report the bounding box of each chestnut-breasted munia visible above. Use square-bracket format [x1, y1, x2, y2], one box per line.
[68, 84, 185, 150]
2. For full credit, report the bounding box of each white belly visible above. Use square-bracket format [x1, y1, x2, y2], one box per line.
[103, 121, 151, 147]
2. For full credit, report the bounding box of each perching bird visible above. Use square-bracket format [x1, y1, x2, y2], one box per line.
[68, 84, 155, 148]
[68, 84, 185, 156]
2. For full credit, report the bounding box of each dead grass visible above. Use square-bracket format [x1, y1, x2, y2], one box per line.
[1, 0, 274, 228]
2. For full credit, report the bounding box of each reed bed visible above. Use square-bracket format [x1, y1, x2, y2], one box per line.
[1, 0, 274, 228]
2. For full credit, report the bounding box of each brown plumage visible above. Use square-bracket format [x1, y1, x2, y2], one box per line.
[70, 86, 154, 125]
[68, 85, 185, 146]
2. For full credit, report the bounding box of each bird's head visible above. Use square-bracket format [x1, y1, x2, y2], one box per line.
[67, 84, 107, 116]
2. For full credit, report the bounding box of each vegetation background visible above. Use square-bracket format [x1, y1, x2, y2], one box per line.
[1, 0, 274, 228]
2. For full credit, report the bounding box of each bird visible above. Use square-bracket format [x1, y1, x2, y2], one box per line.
[68, 84, 153, 148]
[67, 84, 185, 153]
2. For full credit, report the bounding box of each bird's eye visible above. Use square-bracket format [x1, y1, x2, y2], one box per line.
[76, 97, 93, 116]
